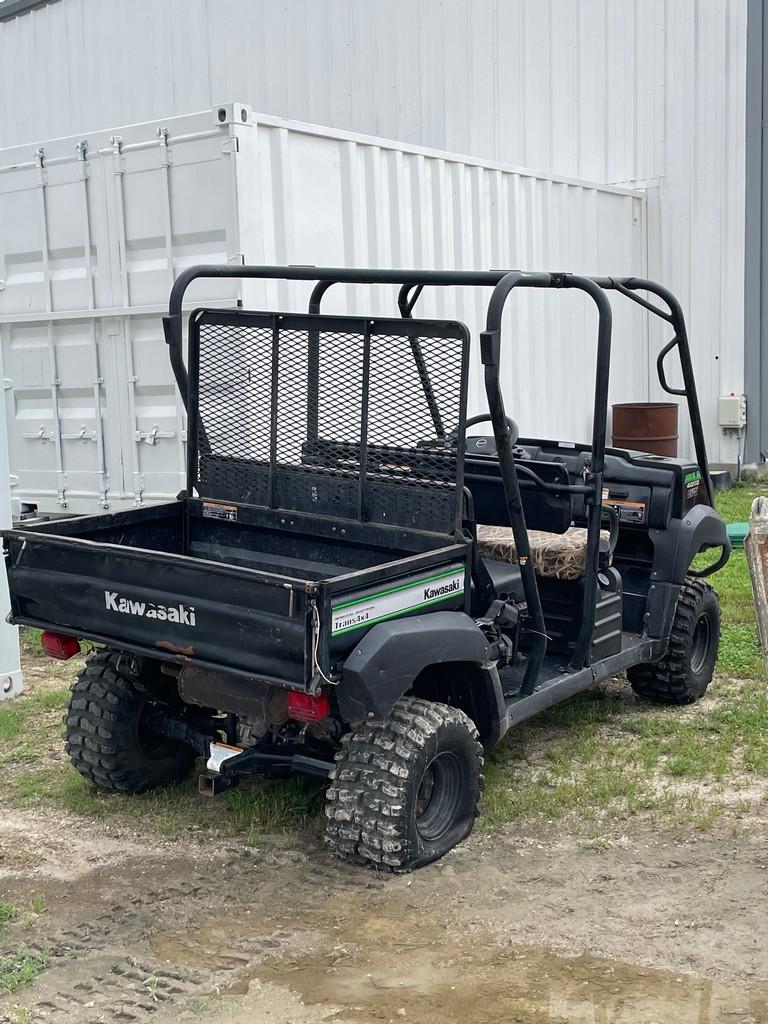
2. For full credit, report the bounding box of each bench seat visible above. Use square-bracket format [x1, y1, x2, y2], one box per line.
[476, 524, 610, 581]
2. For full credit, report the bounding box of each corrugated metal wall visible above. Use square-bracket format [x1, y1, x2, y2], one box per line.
[0, 0, 749, 465]
[645, 2, 747, 469]
[0, 0, 741, 180]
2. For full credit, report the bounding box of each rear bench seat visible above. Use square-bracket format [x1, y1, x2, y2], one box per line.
[476, 524, 611, 581]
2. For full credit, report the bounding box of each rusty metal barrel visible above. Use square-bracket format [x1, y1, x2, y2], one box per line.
[611, 402, 679, 457]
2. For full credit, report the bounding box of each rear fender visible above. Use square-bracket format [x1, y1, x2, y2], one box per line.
[337, 611, 496, 729]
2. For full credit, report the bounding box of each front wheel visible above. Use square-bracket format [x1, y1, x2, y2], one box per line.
[325, 697, 484, 872]
[628, 578, 721, 704]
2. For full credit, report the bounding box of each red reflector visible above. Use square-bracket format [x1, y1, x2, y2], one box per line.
[286, 690, 330, 723]
[41, 631, 81, 660]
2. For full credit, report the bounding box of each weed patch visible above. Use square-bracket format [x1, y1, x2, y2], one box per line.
[0, 706, 26, 743]
[0, 952, 46, 994]
[0, 903, 17, 926]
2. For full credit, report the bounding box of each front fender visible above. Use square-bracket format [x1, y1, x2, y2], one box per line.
[336, 611, 492, 726]
[650, 504, 730, 583]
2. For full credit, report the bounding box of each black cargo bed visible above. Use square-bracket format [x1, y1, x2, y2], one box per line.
[3, 499, 468, 687]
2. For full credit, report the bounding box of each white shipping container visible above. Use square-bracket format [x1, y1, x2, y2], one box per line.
[0, 103, 647, 515]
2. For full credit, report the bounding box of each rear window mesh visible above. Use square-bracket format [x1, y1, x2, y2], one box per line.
[190, 311, 469, 534]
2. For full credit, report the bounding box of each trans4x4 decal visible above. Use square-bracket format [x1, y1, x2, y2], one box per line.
[331, 566, 465, 636]
[104, 590, 196, 626]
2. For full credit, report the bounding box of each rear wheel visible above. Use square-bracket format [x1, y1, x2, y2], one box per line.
[325, 697, 484, 872]
[66, 648, 196, 794]
[628, 578, 720, 704]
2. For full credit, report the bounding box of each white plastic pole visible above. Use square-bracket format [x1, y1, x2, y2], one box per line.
[0, 365, 22, 701]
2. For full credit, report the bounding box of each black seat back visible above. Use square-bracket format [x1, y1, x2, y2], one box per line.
[464, 457, 573, 533]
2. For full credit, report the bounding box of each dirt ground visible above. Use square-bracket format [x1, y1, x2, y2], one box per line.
[1, 803, 767, 1024]
[2, 632, 768, 1024]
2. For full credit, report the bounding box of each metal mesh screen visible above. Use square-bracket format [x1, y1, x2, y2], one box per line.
[189, 310, 469, 534]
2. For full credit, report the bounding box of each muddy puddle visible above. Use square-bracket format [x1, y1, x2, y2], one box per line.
[151, 907, 768, 1023]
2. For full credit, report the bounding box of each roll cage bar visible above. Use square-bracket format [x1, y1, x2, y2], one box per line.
[164, 265, 714, 695]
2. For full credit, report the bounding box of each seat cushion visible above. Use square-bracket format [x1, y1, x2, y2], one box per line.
[476, 524, 610, 581]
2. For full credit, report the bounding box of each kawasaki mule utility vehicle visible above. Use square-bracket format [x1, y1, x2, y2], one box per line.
[3, 266, 729, 871]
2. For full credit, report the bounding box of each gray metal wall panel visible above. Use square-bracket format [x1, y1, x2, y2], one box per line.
[0, 0, 750, 465]
[0, 1, 744, 176]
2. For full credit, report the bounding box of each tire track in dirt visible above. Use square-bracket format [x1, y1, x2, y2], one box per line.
[0, 836, 388, 1024]
[1, 853, 275, 1023]
[3, 809, 768, 1024]
[27, 959, 206, 1024]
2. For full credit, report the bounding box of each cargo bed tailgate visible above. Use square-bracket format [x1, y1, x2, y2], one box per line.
[4, 532, 311, 685]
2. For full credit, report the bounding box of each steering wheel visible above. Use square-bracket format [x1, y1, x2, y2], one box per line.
[464, 413, 520, 446]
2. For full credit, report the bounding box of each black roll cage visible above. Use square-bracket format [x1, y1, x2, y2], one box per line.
[163, 265, 715, 694]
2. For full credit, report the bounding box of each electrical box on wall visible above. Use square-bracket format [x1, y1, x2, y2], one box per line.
[718, 394, 747, 429]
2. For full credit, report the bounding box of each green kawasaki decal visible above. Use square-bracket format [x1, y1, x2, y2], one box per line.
[684, 470, 702, 484]
[331, 566, 465, 636]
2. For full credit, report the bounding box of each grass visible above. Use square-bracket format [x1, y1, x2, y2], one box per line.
[0, 952, 46, 995]
[694, 488, 763, 677]
[0, 486, 765, 843]
[19, 629, 43, 659]
[480, 483, 767, 833]
[0, 902, 17, 926]
[19, 768, 325, 841]
[12, 768, 326, 841]
[7, 1008, 32, 1024]
[711, 485, 756, 524]
[482, 671, 768, 825]
[0, 687, 71, 770]
[0, 706, 27, 743]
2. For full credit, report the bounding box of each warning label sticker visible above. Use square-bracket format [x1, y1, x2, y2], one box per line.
[202, 501, 238, 522]
[602, 490, 647, 525]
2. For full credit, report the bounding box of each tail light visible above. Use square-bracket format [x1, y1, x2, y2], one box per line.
[41, 631, 81, 660]
[286, 690, 330, 723]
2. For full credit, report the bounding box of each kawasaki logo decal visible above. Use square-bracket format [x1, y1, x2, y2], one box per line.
[104, 590, 196, 626]
[423, 578, 461, 600]
[331, 567, 465, 637]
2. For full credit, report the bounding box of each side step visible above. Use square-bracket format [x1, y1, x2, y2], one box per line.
[503, 636, 659, 728]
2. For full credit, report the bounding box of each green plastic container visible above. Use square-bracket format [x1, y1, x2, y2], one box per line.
[726, 522, 749, 549]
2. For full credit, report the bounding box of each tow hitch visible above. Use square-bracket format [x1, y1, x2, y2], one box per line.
[146, 708, 334, 796]
[198, 743, 334, 796]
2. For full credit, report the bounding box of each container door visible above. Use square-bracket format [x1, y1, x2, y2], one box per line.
[101, 114, 245, 506]
[0, 145, 113, 512]
[0, 108, 245, 514]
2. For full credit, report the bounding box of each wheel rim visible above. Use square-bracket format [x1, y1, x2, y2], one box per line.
[415, 751, 463, 842]
[690, 613, 712, 675]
